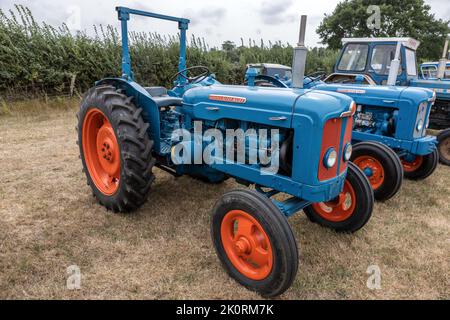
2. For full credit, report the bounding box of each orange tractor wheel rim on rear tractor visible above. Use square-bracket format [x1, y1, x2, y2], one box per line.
[353, 155, 385, 190]
[221, 210, 273, 280]
[312, 180, 356, 222]
[439, 137, 450, 160]
[82, 108, 120, 195]
[401, 156, 423, 172]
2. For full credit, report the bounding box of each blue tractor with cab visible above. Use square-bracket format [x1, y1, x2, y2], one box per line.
[249, 35, 439, 201]
[77, 8, 374, 297]
[323, 37, 450, 166]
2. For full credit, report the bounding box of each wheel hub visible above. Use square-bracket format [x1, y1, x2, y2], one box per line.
[235, 237, 251, 255]
[353, 156, 384, 190]
[96, 125, 119, 175]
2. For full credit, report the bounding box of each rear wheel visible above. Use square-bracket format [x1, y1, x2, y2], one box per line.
[401, 149, 439, 180]
[77, 85, 155, 212]
[351, 141, 403, 201]
[437, 129, 450, 166]
[304, 162, 373, 233]
[211, 189, 298, 297]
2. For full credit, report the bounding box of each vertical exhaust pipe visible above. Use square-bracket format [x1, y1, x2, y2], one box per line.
[387, 42, 401, 86]
[437, 35, 449, 80]
[292, 15, 308, 88]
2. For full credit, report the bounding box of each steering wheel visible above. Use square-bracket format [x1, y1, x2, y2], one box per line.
[171, 66, 211, 84]
[305, 71, 327, 81]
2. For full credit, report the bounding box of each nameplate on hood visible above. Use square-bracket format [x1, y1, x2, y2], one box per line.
[336, 88, 366, 94]
[209, 95, 247, 104]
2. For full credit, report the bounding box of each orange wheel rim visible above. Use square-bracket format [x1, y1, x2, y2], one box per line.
[82, 108, 120, 195]
[220, 210, 273, 280]
[312, 180, 356, 222]
[401, 156, 423, 172]
[353, 155, 385, 190]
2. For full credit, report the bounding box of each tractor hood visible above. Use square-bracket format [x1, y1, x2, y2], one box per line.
[311, 83, 434, 107]
[312, 83, 404, 101]
[409, 78, 450, 101]
[182, 84, 354, 127]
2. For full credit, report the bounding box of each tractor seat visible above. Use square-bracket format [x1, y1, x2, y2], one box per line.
[145, 86, 183, 107]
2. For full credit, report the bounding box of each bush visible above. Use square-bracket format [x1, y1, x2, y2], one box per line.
[0, 5, 338, 98]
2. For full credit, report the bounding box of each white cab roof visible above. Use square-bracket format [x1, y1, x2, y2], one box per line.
[341, 37, 420, 51]
[247, 63, 291, 70]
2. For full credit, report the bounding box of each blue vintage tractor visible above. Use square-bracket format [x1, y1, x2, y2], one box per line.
[324, 37, 450, 166]
[249, 36, 439, 200]
[77, 8, 374, 297]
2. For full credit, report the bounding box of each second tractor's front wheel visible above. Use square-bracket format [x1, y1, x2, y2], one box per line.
[211, 189, 298, 297]
[350, 141, 403, 201]
[304, 162, 374, 233]
[400, 149, 439, 180]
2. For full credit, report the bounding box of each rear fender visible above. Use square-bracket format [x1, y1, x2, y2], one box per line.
[96, 78, 163, 153]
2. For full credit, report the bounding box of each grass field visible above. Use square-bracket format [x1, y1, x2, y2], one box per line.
[0, 99, 449, 299]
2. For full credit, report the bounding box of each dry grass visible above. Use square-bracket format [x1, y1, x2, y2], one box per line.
[0, 99, 449, 300]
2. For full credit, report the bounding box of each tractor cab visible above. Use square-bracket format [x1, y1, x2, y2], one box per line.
[326, 37, 421, 86]
[247, 63, 292, 80]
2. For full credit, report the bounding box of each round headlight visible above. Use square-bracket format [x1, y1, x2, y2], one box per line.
[343, 143, 352, 161]
[416, 119, 424, 131]
[324, 148, 337, 168]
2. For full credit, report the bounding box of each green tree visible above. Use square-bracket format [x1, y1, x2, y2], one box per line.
[317, 0, 450, 60]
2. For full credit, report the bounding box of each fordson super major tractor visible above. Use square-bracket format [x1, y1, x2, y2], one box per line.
[77, 8, 374, 297]
[249, 35, 438, 201]
[323, 37, 450, 166]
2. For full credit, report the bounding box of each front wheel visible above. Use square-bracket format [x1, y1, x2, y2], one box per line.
[437, 129, 450, 166]
[401, 149, 439, 180]
[351, 141, 403, 201]
[211, 189, 298, 297]
[304, 162, 374, 233]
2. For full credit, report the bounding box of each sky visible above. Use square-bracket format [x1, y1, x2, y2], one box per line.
[0, 0, 449, 48]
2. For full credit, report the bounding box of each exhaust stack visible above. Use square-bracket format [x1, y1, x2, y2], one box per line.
[387, 42, 401, 86]
[292, 15, 308, 88]
[437, 35, 449, 80]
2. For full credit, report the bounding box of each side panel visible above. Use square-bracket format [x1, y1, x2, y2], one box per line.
[409, 79, 450, 102]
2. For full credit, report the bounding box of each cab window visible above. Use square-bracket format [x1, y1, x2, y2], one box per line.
[337, 44, 368, 71]
[405, 49, 417, 76]
[445, 66, 450, 79]
[266, 68, 292, 79]
[370, 45, 402, 75]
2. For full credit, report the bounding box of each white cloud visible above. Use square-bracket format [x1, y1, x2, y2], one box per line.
[0, 0, 448, 49]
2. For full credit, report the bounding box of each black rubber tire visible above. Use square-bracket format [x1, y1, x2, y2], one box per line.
[437, 129, 450, 166]
[403, 149, 439, 180]
[303, 162, 374, 233]
[350, 141, 403, 201]
[211, 189, 298, 297]
[77, 85, 155, 212]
